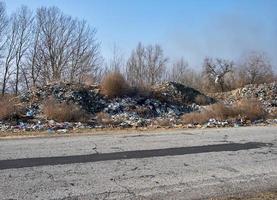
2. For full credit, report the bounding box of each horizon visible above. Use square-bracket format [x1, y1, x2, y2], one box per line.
[4, 0, 277, 70]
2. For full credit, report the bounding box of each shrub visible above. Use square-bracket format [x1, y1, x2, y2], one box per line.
[95, 112, 113, 125]
[100, 72, 130, 98]
[153, 118, 172, 127]
[0, 96, 23, 121]
[195, 95, 210, 105]
[234, 99, 266, 121]
[42, 98, 87, 122]
[182, 99, 266, 124]
[208, 103, 237, 120]
[181, 112, 210, 124]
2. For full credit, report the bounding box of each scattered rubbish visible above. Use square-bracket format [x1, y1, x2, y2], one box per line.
[0, 81, 275, 132]
[57, 129, 68, 134]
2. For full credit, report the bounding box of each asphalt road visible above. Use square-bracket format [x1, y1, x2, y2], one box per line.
[0, 126, 277, 200]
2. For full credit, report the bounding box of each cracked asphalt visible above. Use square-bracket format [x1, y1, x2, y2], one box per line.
[0, 126, 277, 200]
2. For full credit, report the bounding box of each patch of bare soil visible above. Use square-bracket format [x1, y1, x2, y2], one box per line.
[211, 191, 277, 200]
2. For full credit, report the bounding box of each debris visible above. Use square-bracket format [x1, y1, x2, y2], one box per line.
[0, 81, 275, 132]
[210, 82, 277, 113]
[57, 129, 68, 134]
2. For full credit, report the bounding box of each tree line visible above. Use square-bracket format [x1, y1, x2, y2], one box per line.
[0, 2, 275, 95]
[0, 3, 100, 94]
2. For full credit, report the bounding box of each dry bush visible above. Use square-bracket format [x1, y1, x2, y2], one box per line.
[181, 112, 210, 124]
[234, 99, 266, 121]
[153, 118, 173, 127]
[81, 74, 96, 86]
[181, 104, 230, 125]
[95, 112, 113, 125]
[182, 100, 266, 124]
[195, 95, 210, 105]
[43, 98, 87, 122]
[208, 103, 238, 120]
[101, 72, 130, 98]
[0, 96, 23, 121]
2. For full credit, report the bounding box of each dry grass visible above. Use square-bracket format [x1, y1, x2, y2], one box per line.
[100, 72, 130, 98]
[153, 118, 173, 127]
[181, 112, 211, 124]
[0, 95, 23, 121]
[211, 190, 277, 200]
[195, 94, 210, 105]
[182, 99, 266, 124]
[42, 98, 87, 122]
[95, 112, 113, 126]
[235, 99, 267, 121]
[209, 103, 237, 120]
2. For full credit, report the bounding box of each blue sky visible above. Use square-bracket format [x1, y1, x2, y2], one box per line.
[4, 0, 277, 69]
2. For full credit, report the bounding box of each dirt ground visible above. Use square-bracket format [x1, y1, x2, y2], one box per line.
[212, 191, 277, 200]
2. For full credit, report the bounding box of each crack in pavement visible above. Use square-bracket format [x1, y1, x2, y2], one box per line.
[111, 177, 137, 199]
[91, 142, 99, 154]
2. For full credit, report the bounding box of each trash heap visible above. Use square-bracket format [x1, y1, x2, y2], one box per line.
[102, 96, 194, 128]
[210, 82, 277, 114]
[0, 82, 212, 132]
[152, 82, 214, 105]
[0, 81, 276, 133]
[20, 82, 106, 114]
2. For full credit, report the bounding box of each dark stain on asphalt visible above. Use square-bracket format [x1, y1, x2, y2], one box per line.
[0, 142, 272, 170]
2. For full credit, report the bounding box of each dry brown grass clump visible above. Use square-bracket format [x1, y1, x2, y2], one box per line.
[181, 112, 211, 124]
[195, 94, 210, 105]
[182, 99, 266, 124]
[208, 103, 237, 120]
[42, 98, 87, 122]
[182, 103, 238, 124]
[100, 72, 130, 98]
[153, 118, 173, 127]
[95, 112, 113, 126]
[234, 99, 267, 121]
[0, 95, 23, 121]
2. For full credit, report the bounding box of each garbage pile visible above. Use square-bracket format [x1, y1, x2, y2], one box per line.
[0, 81, 275, 133]
[101, 96, 197, 128]
[152, 82, 214, 105]
[210, 82, 277, 114]
[20, 82, 106, 114]
[0, 82, 212, 132]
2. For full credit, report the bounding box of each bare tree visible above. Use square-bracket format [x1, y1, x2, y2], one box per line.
[202, 57, 234, 92]
[126, 43, 167, 86]
[126, 42, 146, 86]
[26, 18, 41, 88]
[106, 44, 125, 73]
[169, 58, 189, 83]
[0, 2, 8, 57]
[238, 52, 274, 85]
[145, 44, 168, 85]
[36, 7, 100, 83]
[67, 20, 100, 83]
[36, 7, 75, 81]
[0, 2, 8, 94]
[11, 6, 33, 94]
[2, 14, 18, 94]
